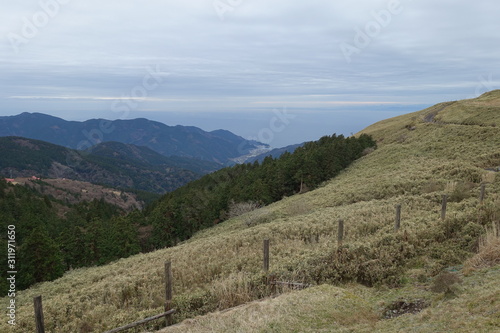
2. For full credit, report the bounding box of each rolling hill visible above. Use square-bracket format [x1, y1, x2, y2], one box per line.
[1, 91, 499, 333]
[6, 177, 144, 211]
[0, 137, 203, 193]
[0, 112, 267, 164]
[87, 141, 221, 175]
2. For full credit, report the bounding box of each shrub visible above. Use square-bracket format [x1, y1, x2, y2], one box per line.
[431, 272, 462, 293]
[227, 200, 269, 227]
[476, 199, 500, 226]
[460, 222, 484, 251]
[227, 200, 262, 219]
[422, 180, 444, 194]
[447, 181, 474, 202]
[303, 233, 418, 287]
[244, 210, 276, 228]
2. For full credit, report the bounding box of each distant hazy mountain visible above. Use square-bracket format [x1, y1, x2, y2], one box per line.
[0, 112, 267, 164]
[0, 137, 205, 193]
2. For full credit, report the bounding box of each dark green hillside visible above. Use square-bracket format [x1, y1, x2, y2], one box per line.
[147, 133, 376, 247]
[0, 137, 67, 174]
[0, 180, 140, 294]
[88, 141, 221, 174]
[0, 137, 200, 193]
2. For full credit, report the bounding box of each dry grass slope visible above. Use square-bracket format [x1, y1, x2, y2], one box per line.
[161, 266, 500, 333]
[2, 91, 499, 333]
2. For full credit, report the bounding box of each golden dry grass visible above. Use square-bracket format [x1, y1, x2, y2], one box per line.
[160, 265, 500, 333]
[464, 222, 500, 274]
[2, 91, 500, 333]
[161, 284, 380, 333]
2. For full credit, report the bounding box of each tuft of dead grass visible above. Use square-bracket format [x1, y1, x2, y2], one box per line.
[209, 272, 257, 309]
[227, 200, 261, 219]
[464, 222, 500, 274]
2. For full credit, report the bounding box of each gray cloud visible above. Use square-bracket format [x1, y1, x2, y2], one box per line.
[0, 0, 499, 146]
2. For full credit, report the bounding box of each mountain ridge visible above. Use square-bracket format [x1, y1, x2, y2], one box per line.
[1, 91, 499, 333]
[9, 176, 145, 211]
[87, 141, 221, 174]
[0, 112, 267, 164]
[0, 136, 203, 193]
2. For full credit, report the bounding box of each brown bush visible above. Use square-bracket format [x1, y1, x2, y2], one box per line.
[431, 272, 462, 293]
[227, 200, 261, 218]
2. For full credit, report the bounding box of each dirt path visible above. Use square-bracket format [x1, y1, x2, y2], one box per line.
[423, 101, 456, 123]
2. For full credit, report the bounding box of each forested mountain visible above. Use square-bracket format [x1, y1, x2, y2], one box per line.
[0, 137, 201, 193]
[7, 177, 145, 211]
[0, 112, 267, 164]
[0, 179, 141, 293]
[147, 133, 376, 247]
[87, 141, 221, 174]
[0, 132, 375, 293]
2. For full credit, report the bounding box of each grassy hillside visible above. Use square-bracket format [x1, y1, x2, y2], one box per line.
[161, 266, 500, 332]
[2, 92, 499, 333]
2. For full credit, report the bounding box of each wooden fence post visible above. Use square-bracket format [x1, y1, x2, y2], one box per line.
[480, 184, 486, 204]
[337, 219, 344, 247]
[164, 261, 173, 327]
[394, 204, 401, 232]
[263, 239, 270, 272]
[441, 195, 448, 221]
[34, 296, 45, 333]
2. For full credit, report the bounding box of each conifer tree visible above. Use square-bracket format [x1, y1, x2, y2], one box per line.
[18, 226, 65, 289]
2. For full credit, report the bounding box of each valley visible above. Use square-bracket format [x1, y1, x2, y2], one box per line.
[1, 91, 498, 332]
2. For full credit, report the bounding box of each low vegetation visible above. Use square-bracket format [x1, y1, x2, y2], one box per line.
[464, 221, 500, 274]
[1, 91, 499, 332]
[161, 266, 500, 333]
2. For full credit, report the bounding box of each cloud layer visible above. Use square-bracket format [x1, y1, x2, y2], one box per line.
[0, 0, 499, 146]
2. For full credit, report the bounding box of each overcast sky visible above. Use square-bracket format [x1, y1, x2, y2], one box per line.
[0, 0, 499, 147]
